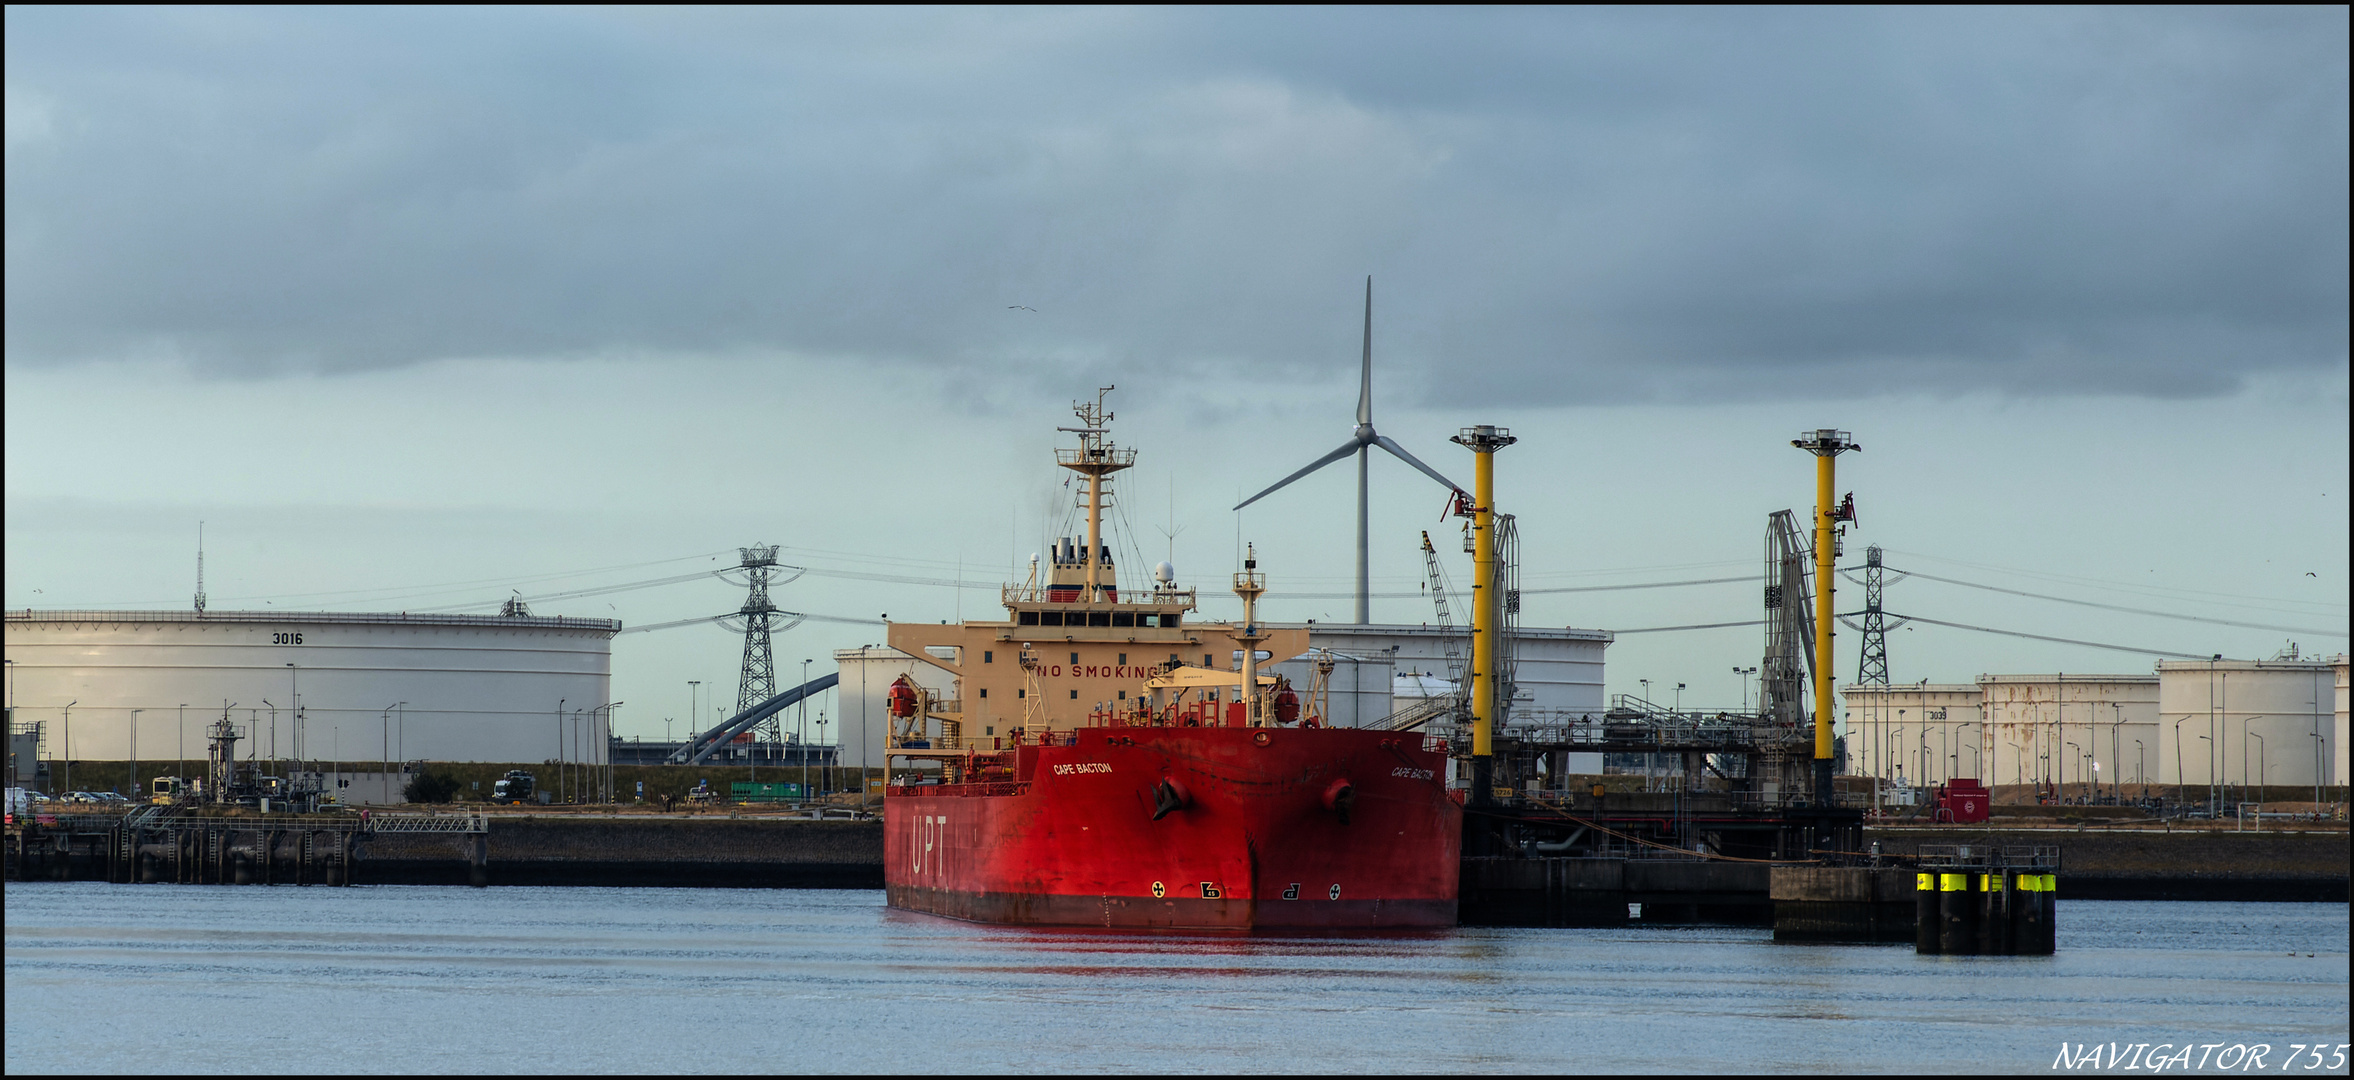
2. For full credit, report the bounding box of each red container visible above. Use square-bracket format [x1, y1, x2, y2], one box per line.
[1935, 779, 1991, 824]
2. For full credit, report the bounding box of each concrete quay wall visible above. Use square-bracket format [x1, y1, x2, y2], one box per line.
[360, 816, 883, 888]
[1864, 828, 2347, 901]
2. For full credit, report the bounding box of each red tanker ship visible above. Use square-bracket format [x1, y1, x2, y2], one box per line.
[881, 390, 1461, 929]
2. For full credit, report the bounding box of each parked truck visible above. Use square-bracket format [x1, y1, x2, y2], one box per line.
[490, 770, 537, 805]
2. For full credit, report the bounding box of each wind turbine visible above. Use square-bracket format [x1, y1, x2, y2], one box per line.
[1235, 277, 1462, 625]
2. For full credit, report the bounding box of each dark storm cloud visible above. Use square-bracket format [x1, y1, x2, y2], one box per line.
[5, 7, 2345, 401]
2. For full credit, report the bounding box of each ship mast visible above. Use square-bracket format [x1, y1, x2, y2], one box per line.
[1057, 386, 1134, 605]
[1234, 545, 1267, 725]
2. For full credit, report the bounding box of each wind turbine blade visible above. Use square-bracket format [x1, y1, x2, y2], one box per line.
[1373, 435, 1464, 493]
[1234, 439, 1363, 510]
[1358, 276, 1374, 426]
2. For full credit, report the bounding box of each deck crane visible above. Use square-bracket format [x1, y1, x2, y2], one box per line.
[1420, 530, 1470, 715]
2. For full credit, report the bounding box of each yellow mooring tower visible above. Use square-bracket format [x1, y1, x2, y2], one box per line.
[1451, 424, 1516, 808]
[1791, 429, 1859, 807]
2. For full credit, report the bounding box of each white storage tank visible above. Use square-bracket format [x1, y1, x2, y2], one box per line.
[4, 609, 617, 767]
[2157, 656, 2343, 790]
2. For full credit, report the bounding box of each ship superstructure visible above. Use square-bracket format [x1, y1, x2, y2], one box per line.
[881, 389, 1461, 929]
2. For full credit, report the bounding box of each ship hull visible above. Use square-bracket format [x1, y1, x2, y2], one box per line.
[885, 725, 1460, 930]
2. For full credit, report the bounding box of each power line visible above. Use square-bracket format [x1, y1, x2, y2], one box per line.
[1891, 567, 2347, 638]
[1881, 547, 2347, 615]
[1526, 575, 1753, 596]
[1887, 613, 2208, 660]
[413, 570, 730, 613]
[1607, 620, 1764, 635]
[1272, 576, 1753, 601]
[616, 610, 883, 636]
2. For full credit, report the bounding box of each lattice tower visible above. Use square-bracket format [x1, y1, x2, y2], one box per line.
[1856, 545, 1893, 685]
[734, 545, 782, 716]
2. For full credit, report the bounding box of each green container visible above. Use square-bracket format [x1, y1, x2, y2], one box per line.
[731, 781, 803, 802]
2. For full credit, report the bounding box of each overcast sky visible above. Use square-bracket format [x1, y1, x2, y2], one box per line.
[7, 7, 2346, 739]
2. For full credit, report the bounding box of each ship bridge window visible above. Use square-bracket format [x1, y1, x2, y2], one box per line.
[1158, 614, 1181, 628]
[1112, 613, 1134, 627]
[1040, 612, 1063, 626]
[1019, 612, 1039, 626]
[1088, 612, 1111, 627]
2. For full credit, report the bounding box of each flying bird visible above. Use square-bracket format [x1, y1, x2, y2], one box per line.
[1008, 305, 1037, 312]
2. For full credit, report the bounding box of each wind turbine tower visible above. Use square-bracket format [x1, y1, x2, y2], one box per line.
[1235, 278, 1463, 624]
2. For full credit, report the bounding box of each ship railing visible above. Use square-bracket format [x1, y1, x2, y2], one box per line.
[1001, 583, 1199, 608]
[889, 731, 1083, 751]
[1054, 446, 1138, 469]
[1372, 696, 1458, 732]
[889, 734, 973, 751]
[886, 782, 1032, 798]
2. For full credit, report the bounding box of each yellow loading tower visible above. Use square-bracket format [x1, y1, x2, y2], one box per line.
[1451, 424, 1516, 807]
[1791, 429, 1859, 806]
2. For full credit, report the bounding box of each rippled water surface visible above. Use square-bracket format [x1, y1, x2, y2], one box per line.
[5, 885, 2346, 1074]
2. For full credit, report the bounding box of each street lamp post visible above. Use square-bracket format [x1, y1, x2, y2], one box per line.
[592, 702, 622, 803]
[2173, 716, 2188, 804]
[1674, 683, 1686, 716]
[815, 709, 829, 796]
[801, 659, 814, 804]
[178, 703, 188, 776]
[2249, 732, 2265, 808]
[2196, 734, 2213, 812]
[2108, 702, 2125, 803]
[571, 708, 583, 803]
[286, 663, 300, 770]
[1892, 726, 1906, 789]
[62, 700, 76, 793]
[1733, 667, 1756, 714]
[129, 709, 143, 796]
[2065, 741, 2082, 803]
[2134, 740, 2145, 789]
[2314, 733, 2328, 812]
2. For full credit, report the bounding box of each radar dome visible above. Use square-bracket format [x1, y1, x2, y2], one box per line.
[1154, 561, 1176, 583]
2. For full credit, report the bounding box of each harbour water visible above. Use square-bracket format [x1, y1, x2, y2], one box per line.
[5, 884, 2345, 1074]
